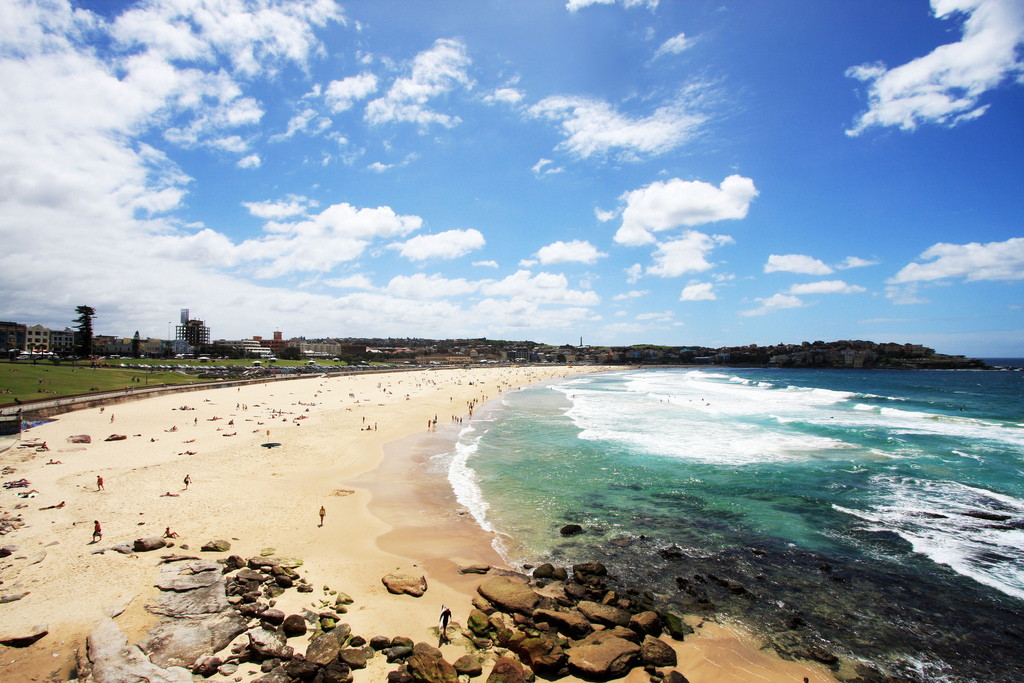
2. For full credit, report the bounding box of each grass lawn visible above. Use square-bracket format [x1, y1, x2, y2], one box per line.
[0, 359, 210, 405]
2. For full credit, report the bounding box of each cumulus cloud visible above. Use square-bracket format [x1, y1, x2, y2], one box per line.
[889, 237, 1024, 283]
[615, 175, 757, 246]
[846, 0, 1024, 135]
[237, 154, 261, 168]
[740, 293, 807, 317]
[535, 240, 607, 265]
[529, 92, 707, 162]
[365, 38, 472, 129]
[647, 232, 735, 277]
[325, 72, 378, 112]
[680, 281, 716, 300]
[386, 273, 479, 299]
[323, 274, 375, 290]
[654, 32, 692, 59]
[788, 280, 866, 295]
[595, 208, 617, 222]
[481, 270, 600, 305]
[243, 198, 309, 219]
[764, 254, 834, 275]
[473, 260, 499, 268]
[613, 290, 648, 301]
[625, 263, 643, 283]
[836, 256, 879, 269]
[390, 228, 485, 261]
[484, 87, 524, 105]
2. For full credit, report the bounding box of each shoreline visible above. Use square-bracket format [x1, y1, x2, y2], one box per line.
[1, 364, 838, 682]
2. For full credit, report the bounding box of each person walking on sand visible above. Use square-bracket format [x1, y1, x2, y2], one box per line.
[97, 475, 104, 491]
[184, 474, 191, 490]
[438, 604, 452, 643]
[92, 520, 102, 543]
[319, 506, 326, 527]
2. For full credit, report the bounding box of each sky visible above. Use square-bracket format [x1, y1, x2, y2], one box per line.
[1, 0, 1023, 356]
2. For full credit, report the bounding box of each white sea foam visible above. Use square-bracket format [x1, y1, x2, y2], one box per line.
[445, 427, 496, 534]
[834, 477, 1024, 600]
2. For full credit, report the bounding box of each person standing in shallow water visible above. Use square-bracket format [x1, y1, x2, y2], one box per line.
[319, 506, 326, 527]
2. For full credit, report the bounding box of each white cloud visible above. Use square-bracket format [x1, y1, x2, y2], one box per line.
[519, 259, 539, 268]
[764, 254, 834, 275]
[595, 208, 617, 222]
[680, 281, 716, 300]
[365, 38, 472, 129]
[529, 93, 707, 162]
[237, 154, 261, 169]
[889, 237, 1024, 282]
[615, 175, 757, 245]
[886, 283, 931, 305]
[368, 161, 393, 173]
[647, 232, 734, 277]
[473, 260, 499, 268]
[243, 199, 309, 219]
[654, 32, 692, 59]
[846, 0, 1024, 135]
[323, 274, 375, 290]
[481, 270, 600, 305]
[531, 158, 564, 176]
[625, 263, 643, 283]
[637, 310, 674, 321]
[484, 87, 524, 106]
[386, 273, 479, 299]
[391, 228, 485, 261]
[739, 293, 807, 317]
[325, 72, 378, 112]
[566, 0, 658, 11]
[613, 290, 648, 301]
[836, 256, 879, 269]
[788, 280, 866, 295]
[535, 240, 608, 265]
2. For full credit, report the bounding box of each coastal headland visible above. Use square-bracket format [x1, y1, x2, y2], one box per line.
[1, 366, 836, 682]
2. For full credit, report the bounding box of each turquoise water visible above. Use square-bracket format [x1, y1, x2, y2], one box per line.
[440, 367, 1024, 681]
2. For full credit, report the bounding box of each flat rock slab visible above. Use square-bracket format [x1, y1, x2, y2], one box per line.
[382, 573, 428, 597]
[566, 630, 639, 680]
[86, 618, 191, 683]
[0, 624, 48, 647]
[477, 576, 540, 615]
[578, 600, 631, 627]
[148, 562, 230, 617]
[140, 612, 247, 669]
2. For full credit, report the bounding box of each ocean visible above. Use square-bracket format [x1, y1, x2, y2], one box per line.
[431, 366, 1024, 683]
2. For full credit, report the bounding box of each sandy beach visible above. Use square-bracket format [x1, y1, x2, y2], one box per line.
[0, 366, 836, 683]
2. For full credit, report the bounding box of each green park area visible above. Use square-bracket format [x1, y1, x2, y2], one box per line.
[0, 360, 209, 405]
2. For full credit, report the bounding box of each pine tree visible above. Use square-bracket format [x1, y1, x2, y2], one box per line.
[74, 306, 95, 358]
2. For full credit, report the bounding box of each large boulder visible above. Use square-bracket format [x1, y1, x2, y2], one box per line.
[629, 611, 662, 637]
[201, 540, 231, 553]
[565, 630, 639, 680]
[282, 614, 307, 637]
[382, 573, 428, 597]
[477, 577, 540, 616]
[134, 537, 168, 552]
[486, 657, 526, 683]
[572, 561, 607, 583]
[405, 642, 457, 683]
[339, 648, 368, 669]
[453, 654, 482, 677]
[640, 635, 677, 667]
[577, 600, 631, 628]
[0, 623, 48, 647]
[660, 612, 693, 641]
[304, 630, 342, 666]
[247, 627, 293, 660]
[533, 608, 592, 639]
[514, 635, 566, 673]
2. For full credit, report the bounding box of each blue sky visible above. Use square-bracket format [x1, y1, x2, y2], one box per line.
[2, 0, 1023, 356]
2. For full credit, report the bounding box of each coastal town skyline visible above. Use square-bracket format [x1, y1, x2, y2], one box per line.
[2, 0, 1023, 357]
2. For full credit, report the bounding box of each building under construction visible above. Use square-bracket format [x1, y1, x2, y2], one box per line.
[176, 309, 210, 350]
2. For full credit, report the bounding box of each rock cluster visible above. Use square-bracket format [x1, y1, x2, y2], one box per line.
[383, 562, 693, 683]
